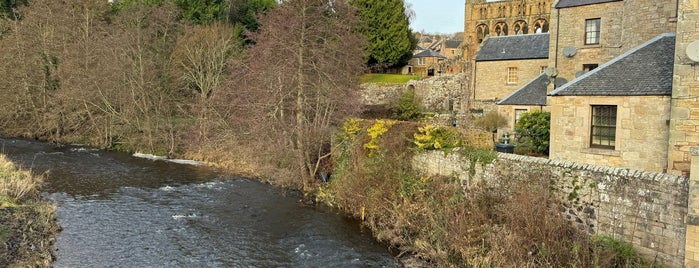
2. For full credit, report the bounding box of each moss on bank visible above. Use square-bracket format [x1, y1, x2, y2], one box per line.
[0, 155, 58, 267]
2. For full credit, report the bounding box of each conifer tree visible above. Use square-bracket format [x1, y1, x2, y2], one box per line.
[350, 0, 416, 71]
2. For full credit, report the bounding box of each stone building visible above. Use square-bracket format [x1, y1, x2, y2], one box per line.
[668, 0, 699, 178]
[471, 33, 549, 118]
[463, 0, 552, 60]
[548, 0, 678, 85]
[548, 33, 675, 173]
[496, 73, 549, 134]
[406, 49, 446, 77]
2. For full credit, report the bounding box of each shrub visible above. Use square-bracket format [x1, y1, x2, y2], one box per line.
[474, 110, 508, 133]
[391, 90, 423, 121]
[514, 110, 550, 155]
[412, 125, 461, 150]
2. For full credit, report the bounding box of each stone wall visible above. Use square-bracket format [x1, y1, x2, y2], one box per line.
[685, 147, 699, 266]
[549, 95, 672, 173]
[668, 0, 699, 177]
[359, 73, 468, 115]
[413, 151, 688, 267]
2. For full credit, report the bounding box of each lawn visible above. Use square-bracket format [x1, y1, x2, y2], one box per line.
[360, 73, 420, 84]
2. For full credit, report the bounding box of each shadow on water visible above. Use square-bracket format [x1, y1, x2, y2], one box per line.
[0, 138, 399, 267]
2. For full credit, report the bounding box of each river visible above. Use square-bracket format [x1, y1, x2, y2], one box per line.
[0, 138, 399, 267]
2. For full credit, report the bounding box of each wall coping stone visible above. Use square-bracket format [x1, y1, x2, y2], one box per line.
[496, 153, 688, 185]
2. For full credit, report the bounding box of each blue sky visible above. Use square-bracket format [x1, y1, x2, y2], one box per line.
[404, 0, 465, 34]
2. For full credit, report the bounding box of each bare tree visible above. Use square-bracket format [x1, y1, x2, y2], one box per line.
[228, 0, 366, 189]
[172, 22, 243, 145]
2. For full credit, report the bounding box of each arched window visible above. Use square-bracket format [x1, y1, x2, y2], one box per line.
[476, 24, 489, 43]
[533, 19, 549, 33]
[513, 20, 528, 35]
[494, 22, 508, 36]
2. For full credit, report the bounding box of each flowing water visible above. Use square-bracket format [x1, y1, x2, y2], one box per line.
[0, 138, 398, 267]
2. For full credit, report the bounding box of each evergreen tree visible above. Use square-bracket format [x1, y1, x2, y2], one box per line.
[350, 0, 416, 71]
[173, 0, 228, 24]
[227, 0, 275, 32]
[0, 0, 27, 20]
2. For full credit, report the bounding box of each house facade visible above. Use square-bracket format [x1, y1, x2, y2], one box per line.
[406, 49, 446, 77]
[548, 0, 678, 84]
[548, 33, 676, 173]
[471, 33, 549, 119]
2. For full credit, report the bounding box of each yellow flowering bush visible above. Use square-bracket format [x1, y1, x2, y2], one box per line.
[413, 125, 461, 150]
[363, 119, 396, 157]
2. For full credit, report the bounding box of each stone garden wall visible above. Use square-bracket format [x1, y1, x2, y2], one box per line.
[413, 151, 689, 267]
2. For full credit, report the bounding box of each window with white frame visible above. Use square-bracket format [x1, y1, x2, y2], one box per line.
[585, 18, 601, 45]
[418, 57, 425, 65]
[507, 67, 518, 84]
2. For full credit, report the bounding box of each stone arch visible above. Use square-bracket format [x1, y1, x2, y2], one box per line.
[494, 22, 508, 36]
[513, 20, 528, 35]
[476, 24, 489, 43]
[533, 18, 549, 33]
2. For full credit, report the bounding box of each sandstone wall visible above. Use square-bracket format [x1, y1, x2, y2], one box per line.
[473, 59, 548, 102]
[413, 151, 688, 267]
[549, 95, 672, 173]
[668, 0, 699, 177]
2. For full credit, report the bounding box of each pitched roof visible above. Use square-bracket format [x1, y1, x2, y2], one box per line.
[549, 33, 676, 96]
[498, 74, 550, 106]
[475, 33, 549, 61]
[555, 0, 622, 8]
[444, 40, 462, 49]
[413, 50, 446, 59]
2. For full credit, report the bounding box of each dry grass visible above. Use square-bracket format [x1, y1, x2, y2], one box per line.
[322, 120, 658, 267]
[0, 155, 42, 203]
[0, 154, 58, 268]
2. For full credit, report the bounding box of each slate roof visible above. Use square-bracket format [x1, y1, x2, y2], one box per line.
[413, 50, 446, 59]
[549, 33, 676, 96]
[498, 74, 549, 106]
[475, 33, 549, 61]
[444, 40, 462, 49]
[555, 0, 622, 8]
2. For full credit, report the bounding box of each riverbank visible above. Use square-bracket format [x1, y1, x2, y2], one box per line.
[0, 155, 59, 267]
[314, 119, 658, 267]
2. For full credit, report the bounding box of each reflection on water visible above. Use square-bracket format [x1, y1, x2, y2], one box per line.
[0, 138, 398, 268]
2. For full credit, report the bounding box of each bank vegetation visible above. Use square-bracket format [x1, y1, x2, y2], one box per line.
[317, 119, 659, 267]
[0, 155, 59, 267]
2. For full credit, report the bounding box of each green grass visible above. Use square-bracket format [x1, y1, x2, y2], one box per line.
[360, 74, 419, 84]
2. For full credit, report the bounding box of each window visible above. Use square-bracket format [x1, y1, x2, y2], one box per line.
[583, 64, 598, 72]
[533, 19, 548, 33]
[476, 24, 489, 43]
[585, 18, 601, 45]
[450, 49, 455, 55]
[507, 67, 518, 84]
[514, 109, 527, 126]
[513, 20, 527, 35]
[590, 105, 616, 149]
[418, 58, 425, 65]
